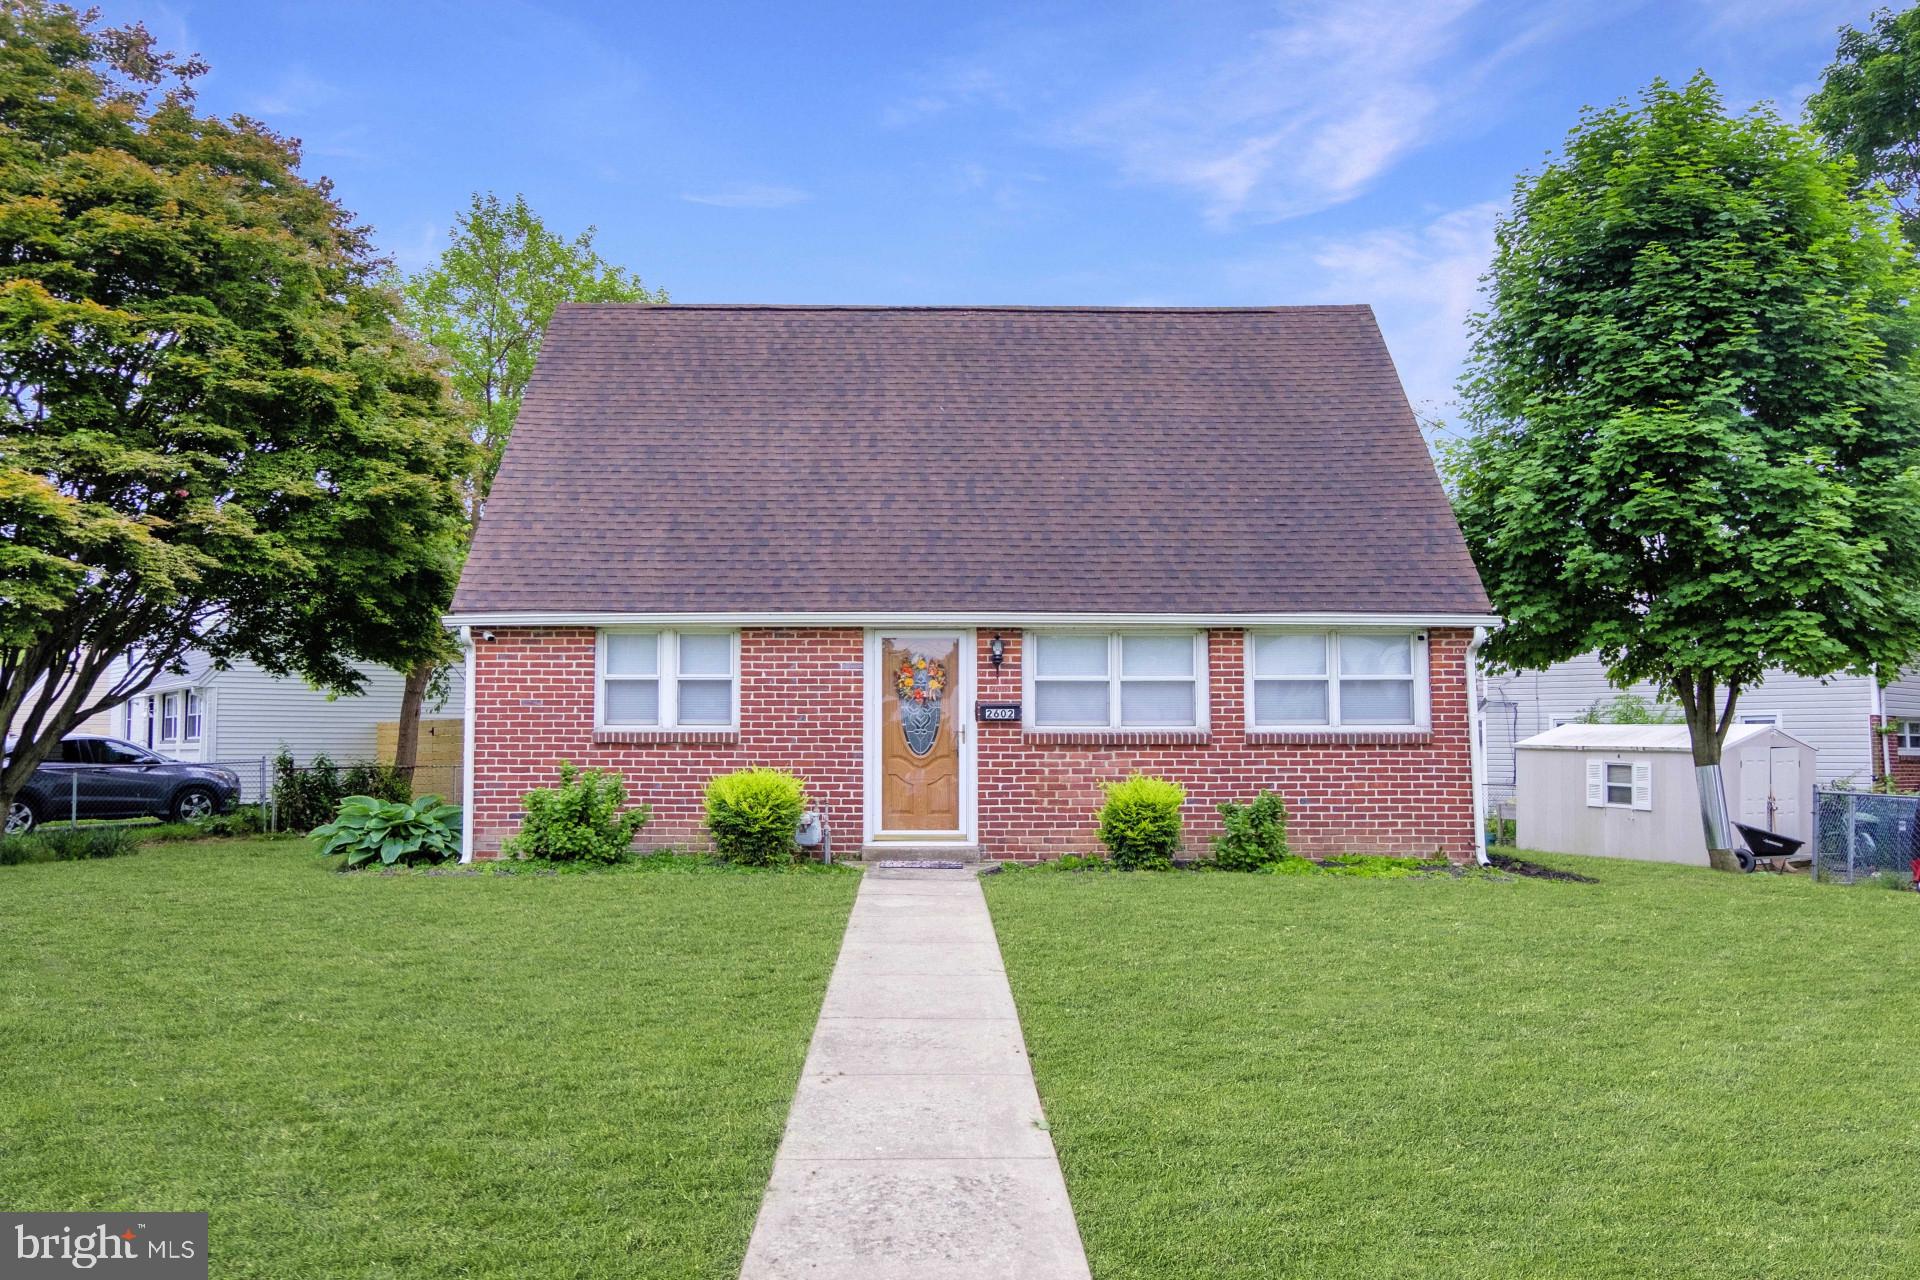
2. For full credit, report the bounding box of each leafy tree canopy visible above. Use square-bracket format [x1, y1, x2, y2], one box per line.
[1809, 4, 1920, 244]
[400, 192, 663, 507]
[1447, 75, 1920, 782]
[382, 194, 662, 771]
[0, 1, 472, 803]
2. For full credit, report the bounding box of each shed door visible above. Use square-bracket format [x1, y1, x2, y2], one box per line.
[1737, 749, 1772, 829]
[1769, 747, 1801, 836]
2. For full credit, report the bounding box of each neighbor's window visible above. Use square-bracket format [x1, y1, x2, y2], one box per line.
[1900, 720, 1920, 754]
[599, 630, 738, 729]
[1248, 631, 1422, 728]
[159, 692, 179, 741]
[184, 690, 202, 741]
[1027, 632, 1205, 730]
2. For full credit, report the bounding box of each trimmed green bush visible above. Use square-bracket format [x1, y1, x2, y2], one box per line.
[1096, 774, 1185, 870]
[704, 769, 809, 867]
[0, 825, 142, 866]
[1212, 792, 1291, 870]
[503, 762, 650, 864]
[312, 795, 462, 869]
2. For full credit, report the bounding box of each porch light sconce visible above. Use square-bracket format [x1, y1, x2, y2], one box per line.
[989, 633, 1006, 670]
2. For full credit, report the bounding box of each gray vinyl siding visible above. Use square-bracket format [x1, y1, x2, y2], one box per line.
[90, 651, 465, 800]
[1482, 652, 1873, 792]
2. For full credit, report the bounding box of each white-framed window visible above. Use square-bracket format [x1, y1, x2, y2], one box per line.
[1740, 711, 1782, 727]
[1246, 630, 1426, 728]
[1586, 758, 1653, 810]
[159, 692, 179, 742]
[1025, 631, 1207, 730]
[184, 690, 202, 741]
[1899, 720, 1920, 754]
[1550, 714, 1583, 728]
[596, 629, 739, 730]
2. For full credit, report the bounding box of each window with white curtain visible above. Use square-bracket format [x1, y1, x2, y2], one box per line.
[183, 690, 203, 741]
[1248, 631, 1423, 728]
[159, 692, 179, 741]
[598, 630, 739, 729]
[1028, 632, 1205, 729]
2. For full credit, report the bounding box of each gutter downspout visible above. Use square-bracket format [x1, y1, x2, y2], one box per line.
[459, 625, 476, 864]
[1875, 665, 1892, 785]
[1466, 626, 1491, 867]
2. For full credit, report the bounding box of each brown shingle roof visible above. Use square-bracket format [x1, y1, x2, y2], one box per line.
[450, 304, 1490, 617]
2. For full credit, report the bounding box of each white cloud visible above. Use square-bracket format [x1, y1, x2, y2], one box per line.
[892, 1, 1593, 228]
[1232, 201, 1501, 418]
[243, 68, 340, 118]
[679, 183, 812, 209]
[1063, 1, 1481, 225]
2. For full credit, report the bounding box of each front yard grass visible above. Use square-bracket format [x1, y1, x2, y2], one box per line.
[0, 839, 859, 1278]
[984, 853, 1920, 1279]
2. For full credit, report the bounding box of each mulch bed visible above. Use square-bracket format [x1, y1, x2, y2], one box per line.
[1486, 852, 1598, 883]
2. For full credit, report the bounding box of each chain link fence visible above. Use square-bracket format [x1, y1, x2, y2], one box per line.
[1811, 788, 1920, 886]
[1482, 697, 1520, 847]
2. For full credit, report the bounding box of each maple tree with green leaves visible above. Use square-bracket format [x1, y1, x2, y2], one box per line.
[0, 1, 472, 818]
[1448, 76, 1920, 868]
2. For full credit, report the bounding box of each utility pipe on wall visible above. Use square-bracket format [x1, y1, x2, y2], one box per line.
[1466, 626, 1492, 867]
[459, 624, 476, 864]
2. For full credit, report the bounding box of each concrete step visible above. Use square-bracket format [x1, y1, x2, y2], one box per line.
[851, 844, 981, 865]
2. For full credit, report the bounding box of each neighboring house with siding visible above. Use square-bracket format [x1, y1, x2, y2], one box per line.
[91, 650, 465, 800]
[1482, 651, 1920, 802]
[448, 303, 1499, 862]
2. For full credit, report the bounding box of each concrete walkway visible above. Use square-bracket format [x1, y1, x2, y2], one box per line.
[739, 867, 1092, 1280]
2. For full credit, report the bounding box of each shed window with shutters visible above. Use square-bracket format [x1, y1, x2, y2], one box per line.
[1586, 758, 1652, 810]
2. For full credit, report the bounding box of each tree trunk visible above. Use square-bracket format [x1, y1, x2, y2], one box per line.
[1675, 673, 1741, 872]
[391, 660, 432, 776]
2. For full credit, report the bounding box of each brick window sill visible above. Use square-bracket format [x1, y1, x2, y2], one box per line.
[592, 728, 739, 746]
[1245, 728, 1433, 746]
[1023, 729, 1212, 747]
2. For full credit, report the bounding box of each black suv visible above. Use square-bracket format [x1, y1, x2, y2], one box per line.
[4, 736, 242, 834]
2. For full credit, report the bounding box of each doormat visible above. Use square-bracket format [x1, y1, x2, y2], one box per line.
[872, 860, 968, 870]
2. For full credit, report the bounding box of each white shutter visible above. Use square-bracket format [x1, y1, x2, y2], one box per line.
[1631, 762, 1653, 811]
[1585, 759, 1605, 807]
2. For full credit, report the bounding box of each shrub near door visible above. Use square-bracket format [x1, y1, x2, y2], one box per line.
[1213, 793, 1291, 870]
[1096, 775, 1186, 870]
[504, 762, 651, 864]
[704, 769, 809, 866]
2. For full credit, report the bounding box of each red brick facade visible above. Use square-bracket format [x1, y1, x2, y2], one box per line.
[1868, 716, 1919, 790]
[469, 625, 1478, 862]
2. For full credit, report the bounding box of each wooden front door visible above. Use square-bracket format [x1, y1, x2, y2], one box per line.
[878, 634, 964, 834]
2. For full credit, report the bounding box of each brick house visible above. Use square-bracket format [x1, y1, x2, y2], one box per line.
[447, 304, 1499, 862]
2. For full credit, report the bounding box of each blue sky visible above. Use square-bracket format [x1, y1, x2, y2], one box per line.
[116, 0, 1873, 416]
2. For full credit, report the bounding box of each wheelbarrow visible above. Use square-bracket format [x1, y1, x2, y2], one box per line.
[1733, 822, 1805, 874]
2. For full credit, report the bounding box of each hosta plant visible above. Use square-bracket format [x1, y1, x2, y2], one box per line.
[313, 795, 463, 868]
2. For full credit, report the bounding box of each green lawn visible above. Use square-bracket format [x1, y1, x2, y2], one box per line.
[0, 840, 858, 1278]
[985, 855, 1920, 1279]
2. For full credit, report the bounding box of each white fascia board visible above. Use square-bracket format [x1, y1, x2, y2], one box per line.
[444, 610, 1506, 630]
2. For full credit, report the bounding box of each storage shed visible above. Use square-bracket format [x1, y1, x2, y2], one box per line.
[1514, 722, 1815, 865]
